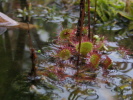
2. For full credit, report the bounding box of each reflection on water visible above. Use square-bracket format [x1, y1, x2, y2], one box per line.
[0, 0, 133, 100]
[37, 29, 49, 42]
[0, 29, 28, 100]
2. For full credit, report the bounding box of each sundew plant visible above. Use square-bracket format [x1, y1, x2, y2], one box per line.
[36, 0, 131, 83]
[42, 28, 113, 81]
[25, 0, 133, 100]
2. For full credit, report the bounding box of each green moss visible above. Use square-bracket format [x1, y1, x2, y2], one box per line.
[58, 49, 71, 60]
[76, 42, 93, 56]
[60, 29, 73, 39]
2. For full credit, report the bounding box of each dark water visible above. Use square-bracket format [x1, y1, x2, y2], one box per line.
[0, 0, 133, 100]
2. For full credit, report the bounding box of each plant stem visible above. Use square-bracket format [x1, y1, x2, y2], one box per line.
[93, 0, 97, 35]
[76, 0, 85, 72]
[27, 23, 37, 78]
[87, 0, 91, 40]
[27, 23, 33, 49]
[30, 48, 37, 77]
[76, 0, 85, 37]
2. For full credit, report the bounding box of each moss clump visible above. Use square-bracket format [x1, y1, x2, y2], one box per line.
[76, 42, 93, 56]
[58, 49, 71, 60]
[60, 29, 73, 39]
[90, 54, 100, 68]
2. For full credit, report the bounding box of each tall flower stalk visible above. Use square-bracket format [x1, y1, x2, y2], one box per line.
[76, 0, 85, 71]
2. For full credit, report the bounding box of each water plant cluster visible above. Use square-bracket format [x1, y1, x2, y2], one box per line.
[34, 0, 132, 84]
[1, 0, 133, 100]
[41, 27, 113, 81]
[33, 27, 133, 100]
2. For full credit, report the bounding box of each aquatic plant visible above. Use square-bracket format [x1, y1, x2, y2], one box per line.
[10, 0, 132, 99]
[29, 0, 132, 85]
[41, 27, 113, 82]
[37, 1, 121, 81]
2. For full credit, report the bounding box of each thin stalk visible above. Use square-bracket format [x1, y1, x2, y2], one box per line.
[87, 0, 91, 40]
[30, 48, 37, 77]
[76, 0, 85, 70]
[27, 22, 37, 78]
[93, 0, 97, 35]
[76, 0, 85, 37]
[27, 22, 33, 49]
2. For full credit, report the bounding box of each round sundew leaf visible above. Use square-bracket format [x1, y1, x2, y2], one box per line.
[58, 49, 71, 60]
[76, 42, 93, 56]
[102, 56, 112, 69]
[60, 29, 73, 39]
[90, 54, 100, 68]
